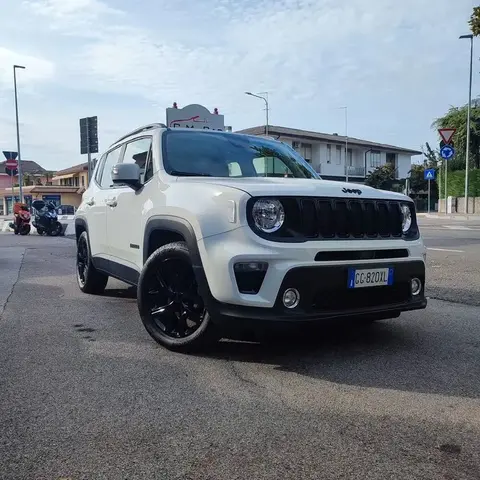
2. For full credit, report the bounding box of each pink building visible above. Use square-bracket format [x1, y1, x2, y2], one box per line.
[0, 160, 50, 190]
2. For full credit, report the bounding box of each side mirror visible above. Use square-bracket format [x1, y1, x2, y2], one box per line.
[111, 163, 142, 190]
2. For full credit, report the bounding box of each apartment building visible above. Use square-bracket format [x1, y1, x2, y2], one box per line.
[238, 125, 422, 183]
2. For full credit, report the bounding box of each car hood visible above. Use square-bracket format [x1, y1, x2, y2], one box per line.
[176, 177, 410, 201]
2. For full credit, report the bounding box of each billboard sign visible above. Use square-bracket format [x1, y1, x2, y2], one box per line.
[166, 104, 225, 131]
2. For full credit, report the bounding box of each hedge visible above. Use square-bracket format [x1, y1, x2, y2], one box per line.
[437, 168, 480, 198]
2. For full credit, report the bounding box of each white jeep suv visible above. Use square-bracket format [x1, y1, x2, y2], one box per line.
[74, 123, 427, 352]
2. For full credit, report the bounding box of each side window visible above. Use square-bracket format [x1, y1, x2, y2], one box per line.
[122, 137, 153, 183]
[100, 146, 122, 188]
[228, 162, 242, 177]
[95, 154, 106, 184]
[253, 157, 293, 178]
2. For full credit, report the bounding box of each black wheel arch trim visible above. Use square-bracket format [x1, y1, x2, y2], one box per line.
[143, 216, 213, 302]
[143, 216, 202, 267]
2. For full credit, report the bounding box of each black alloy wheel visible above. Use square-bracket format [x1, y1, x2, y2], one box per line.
[138, 241, 218, 352]
[76, 231, 108, 294]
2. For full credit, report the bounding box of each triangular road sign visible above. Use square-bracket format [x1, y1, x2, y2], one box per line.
[426, 171, 433, 179]
[438, 128, 456, 145]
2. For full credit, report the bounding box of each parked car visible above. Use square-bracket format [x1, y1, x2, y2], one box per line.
[74, 124, 427, 352]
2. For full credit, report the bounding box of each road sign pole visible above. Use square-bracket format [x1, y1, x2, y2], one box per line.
[86, 118, 92, 183]
[445, 160, 448, 214]
[428, 179, 431, 214]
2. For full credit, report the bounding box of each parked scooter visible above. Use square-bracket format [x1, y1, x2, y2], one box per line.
[32, 200, 63, 236]
[9, 202, 31, 235]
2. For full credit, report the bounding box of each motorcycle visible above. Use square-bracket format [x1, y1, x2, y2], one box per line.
[32, 200, 63, 236]
[9, 202, 31, 235]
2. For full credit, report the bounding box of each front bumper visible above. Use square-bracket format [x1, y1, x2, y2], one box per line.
[199, 260, 426, 324]
[195, 227, 427, 324]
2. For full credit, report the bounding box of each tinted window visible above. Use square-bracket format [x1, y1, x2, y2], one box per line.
[123, 137, 153, 182]
[100, 146, 122, 188]
[95, 154, 106, 184]
[163, 131, 319, 179]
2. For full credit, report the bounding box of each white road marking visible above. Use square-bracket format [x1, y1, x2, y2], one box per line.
[427, 248, 465, 253]
[442, 225, 471, 230]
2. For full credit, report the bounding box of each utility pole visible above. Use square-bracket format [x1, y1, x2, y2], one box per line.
[459, 34, 474, 214]
[13, 65, 26, 203]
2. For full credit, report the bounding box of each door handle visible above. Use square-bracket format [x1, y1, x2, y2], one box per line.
[85, 197, 95, 206]
[106, 198, 117, 207]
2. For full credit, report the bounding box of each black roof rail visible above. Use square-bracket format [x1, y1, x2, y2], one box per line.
[111, 123, 166, 145]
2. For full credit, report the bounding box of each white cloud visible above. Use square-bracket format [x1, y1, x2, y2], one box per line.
[0, 47, 55, 90]
[0, 0, 476, 170]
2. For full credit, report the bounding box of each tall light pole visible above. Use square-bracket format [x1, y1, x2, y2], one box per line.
[245, 92, 269, 136]
[459, 34, 473, 214]
[13, 65, 26, 203]
[340, 106, 349, 182]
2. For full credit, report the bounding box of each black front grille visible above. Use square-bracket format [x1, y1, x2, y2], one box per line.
[247, 196, 419, 242]
[300, 198, 405, 239]
[311, 283, 411, 311]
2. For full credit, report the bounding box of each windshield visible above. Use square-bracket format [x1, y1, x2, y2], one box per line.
[163, 130, 320, 179]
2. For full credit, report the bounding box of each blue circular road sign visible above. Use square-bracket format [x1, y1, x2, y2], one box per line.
[440, 145, 455, 160]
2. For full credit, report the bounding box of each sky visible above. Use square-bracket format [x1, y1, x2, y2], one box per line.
[0, 0, 477, 171]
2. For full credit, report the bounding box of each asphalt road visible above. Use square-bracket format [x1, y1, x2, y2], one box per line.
[419, 217, 480, 306]
[1, 233, 479, 480]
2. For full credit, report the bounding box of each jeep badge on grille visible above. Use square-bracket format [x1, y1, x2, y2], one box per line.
[342, 188, 362, 195]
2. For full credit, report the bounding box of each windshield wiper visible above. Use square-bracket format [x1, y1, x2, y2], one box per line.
[169, 170, 212, 177]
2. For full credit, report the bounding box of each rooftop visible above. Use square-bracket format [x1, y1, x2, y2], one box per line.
[0, 160, 47, 175]
[53, 162, 88, 177]
[237, 125, 422, 156]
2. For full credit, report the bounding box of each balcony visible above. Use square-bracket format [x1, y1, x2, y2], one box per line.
[345, 165, 366, 177]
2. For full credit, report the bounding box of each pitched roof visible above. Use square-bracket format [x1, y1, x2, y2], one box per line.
[236, 125, 422, 155]
[53, 162, 88, 177]
[0, 160, 47, 174]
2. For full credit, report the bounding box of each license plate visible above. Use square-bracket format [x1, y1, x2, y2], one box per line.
[347, 267, 394, 289]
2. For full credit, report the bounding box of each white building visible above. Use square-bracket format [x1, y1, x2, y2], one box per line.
[237, 125, 422, 183]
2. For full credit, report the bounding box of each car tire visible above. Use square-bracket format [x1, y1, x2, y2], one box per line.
[76, 231, 108, 294]
[137, 241, 219, 353]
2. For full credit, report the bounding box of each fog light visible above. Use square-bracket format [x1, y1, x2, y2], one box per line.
[411, 278, 422, 296]
[283, 288, 300, 309]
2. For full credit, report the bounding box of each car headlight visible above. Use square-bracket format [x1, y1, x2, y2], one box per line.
[401, 204, 412, 233]
[252, 198, 285, 233]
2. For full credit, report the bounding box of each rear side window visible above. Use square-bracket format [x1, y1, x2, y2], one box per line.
[99, 146, 122, 188]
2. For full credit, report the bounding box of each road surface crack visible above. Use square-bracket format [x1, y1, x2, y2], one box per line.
[0, 248, 26, 320]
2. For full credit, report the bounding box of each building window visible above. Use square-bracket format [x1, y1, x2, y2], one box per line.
[386, 152, 396, 167]
[369, 150, 381, 168]
[81, 176, 85, 187]
[326, 144, 331, 163]
[300, 143, 312, 163]
[74, 177, 79, 187]
[292, 142, 312, 163]
[347, 148, 353, 166]
[335, 145, 342, 164]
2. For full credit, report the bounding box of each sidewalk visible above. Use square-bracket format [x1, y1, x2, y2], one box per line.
[417, 213, 480, 221]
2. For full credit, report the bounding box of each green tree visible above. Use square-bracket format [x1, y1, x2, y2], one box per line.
[432, 100, 480, 171]
[421, 142, 439, 168]
[469, 6, 480, 36]
[365, 163, 396, 190]
[23, 173, 33, 186]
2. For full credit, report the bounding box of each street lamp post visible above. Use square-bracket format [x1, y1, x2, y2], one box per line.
[245, 92, 269, 136]
[13, 64, 26, 203]
[459, 34, 473, 214]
